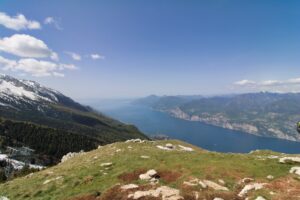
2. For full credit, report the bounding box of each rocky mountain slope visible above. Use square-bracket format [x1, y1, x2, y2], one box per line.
[0, 74, 147, 163]
[0, 139, 299, 200]
[135, 93, 300, 142]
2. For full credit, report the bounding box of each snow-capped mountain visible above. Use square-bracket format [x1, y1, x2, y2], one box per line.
[0, 74, 89, 112]
[0, 74, 146, 147]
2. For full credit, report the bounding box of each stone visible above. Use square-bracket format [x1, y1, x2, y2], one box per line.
[290, 166, 300, 176]
[140, 155, 150, 159]
[139, 169, 158, 181]
[199, 180, 208, 189]
[240, 177, 254, 184]
[178, 145, 194, 152]
[238, 183, 266, 197]
[279, 157, 300, 163]
[128, 186, 183, 200]
[61, 151, 84, 163]
[121, 184, 139, 190]
[157, 145, 172, 151]
[255, 196, 266, 200]
[218, 179, 225, 185]
[100, 162, 112, 167]
[166, 143, 174, 149]
[202, 180, 229, 191]
[267, 175, 274, 180]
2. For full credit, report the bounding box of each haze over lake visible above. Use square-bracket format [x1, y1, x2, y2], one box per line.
[90, 99, 300, 154]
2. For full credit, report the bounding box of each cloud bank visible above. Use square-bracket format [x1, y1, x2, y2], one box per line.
[91, 53, 105, 60]
[65, 51, 81, 61]
[44, 17, 62, 30]
[0, 56, 77, 77]
[0, 12, 41, 30]
[234, 78, 300, 93]
[0, 34, 58, 60]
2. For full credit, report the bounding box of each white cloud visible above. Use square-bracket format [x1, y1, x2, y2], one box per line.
[65, 51, 81, 61]
[44, 17, 54, 24]
[0, 34, 58, 60]
[0, 56, 77, 77]
[0, 12, 41, 30]
[234, 77, 300, 93]
[91, 53, 105, 60]
[44, 17, 62, 30]
[234, 79, 255, 86]
[53, 72, 65, 77]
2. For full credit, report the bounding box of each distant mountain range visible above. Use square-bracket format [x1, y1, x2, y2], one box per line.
[135, 93, 300, 142]
[0, 74, 147, 163]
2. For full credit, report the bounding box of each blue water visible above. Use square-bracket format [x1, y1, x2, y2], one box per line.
[91, 100, 300, 154]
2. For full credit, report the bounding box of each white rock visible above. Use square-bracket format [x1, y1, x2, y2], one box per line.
[199, 180, 208, 189]
[0, 197, 10, 200]
[279, 157, 300, 163]
[238, 183, 266, 197]
[100, 162, 112, 167]
[147, 169, 158, 177]
[43, 176, 62, 185]
[125, 139, 145, 143]
[121, 184, 139, 190]
[139, 169, 158, 181]
[128, 186, 183, 200]
[183, 181, 198, 186]
[240, 177, 254, 184]
[255, 196, 266, 200]
[218, 179, 225, 185]
[213, 198, 224, 200]
[290, 166, 300, 176]
[157, 145, 172, 151]
[61, 151, 84, 163]
[267, 175, 274, 180]
[166, 143, 174, 149]
[140, 155, 150, 159]
[178, 145, 194, 152]
[139, 173, 151, 180]
[202, 180, 229, 191]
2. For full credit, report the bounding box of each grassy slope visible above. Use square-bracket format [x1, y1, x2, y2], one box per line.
[0, 140, 299, 200]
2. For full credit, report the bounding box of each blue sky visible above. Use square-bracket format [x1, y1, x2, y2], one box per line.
[1, 0, 300, 99]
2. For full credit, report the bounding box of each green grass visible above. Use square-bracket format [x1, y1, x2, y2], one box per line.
[0, 140, 299, 200]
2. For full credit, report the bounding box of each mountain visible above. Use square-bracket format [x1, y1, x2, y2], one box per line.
[134, 95, 203, 110]
[0, 139, 299, 199]
[136, 93, 300, 142]
[0, 74, 147, 163]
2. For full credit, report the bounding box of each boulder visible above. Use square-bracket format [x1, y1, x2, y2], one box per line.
[139, 169, 158, 181]
[238, 183, 266, 197]
[178, 145, 194, 152]
[202, 180, 229, 191]
[128, 186, 183, 200]
[279, 157, 300, 163]
[166, 143, 174, 149]
[290, 166, 300, 176]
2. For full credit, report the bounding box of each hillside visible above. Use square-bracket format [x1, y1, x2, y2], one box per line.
[0, 139, 299, 200]
[135, 93, 300, 142]
[0, 74, 147, 164]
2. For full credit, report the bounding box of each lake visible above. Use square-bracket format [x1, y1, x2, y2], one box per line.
[89, 99, 300, 154]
